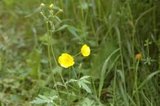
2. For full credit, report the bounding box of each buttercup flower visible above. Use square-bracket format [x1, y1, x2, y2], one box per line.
[58, 53, 74, 68]
[135, 53, 142, 61]
[81, 44, 90, 57]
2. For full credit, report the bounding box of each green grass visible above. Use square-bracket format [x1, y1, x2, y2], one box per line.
[0, 0, 160, 106]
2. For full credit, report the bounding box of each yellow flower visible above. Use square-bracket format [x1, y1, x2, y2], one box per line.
[81, 44, 91, 57]
[58, 53, 74, 68]
[135, 53, 142, 61]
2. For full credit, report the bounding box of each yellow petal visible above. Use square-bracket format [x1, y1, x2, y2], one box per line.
[58, 53, 74, 68]
[81, 44, 90, 57]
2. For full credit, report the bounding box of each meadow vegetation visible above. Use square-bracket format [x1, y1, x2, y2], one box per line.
[0, 0, 160, 106]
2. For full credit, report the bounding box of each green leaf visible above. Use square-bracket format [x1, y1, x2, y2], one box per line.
[138, 70, 160, 90]
[78, 81, 91, 93]
[67, 26, 81, 40]
[78, 76, 91, 93]
[65, 79, 77, 84]
[56, 24, 68, 31]
[65, 76, 91, 93]
[39, 33, 57, 46]
[52, 66, 62, 74]
[78, 98, 97, 106]
[31, 95, 58, 105]
[98, 48, 120, 97]
[27, 49, 41, 79]
[91, 39, 119, 79]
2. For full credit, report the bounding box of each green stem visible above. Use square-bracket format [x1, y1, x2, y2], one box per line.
[133, 61, 140, 106]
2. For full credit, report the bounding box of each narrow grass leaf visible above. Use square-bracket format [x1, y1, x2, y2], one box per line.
[138, 70, 160, 90]
[98, 48, 120, 97]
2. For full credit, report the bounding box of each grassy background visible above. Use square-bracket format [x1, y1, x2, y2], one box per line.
[0, 0, 160, 106]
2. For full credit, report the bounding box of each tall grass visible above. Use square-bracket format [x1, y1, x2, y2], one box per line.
[0, 0, 159, 106]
